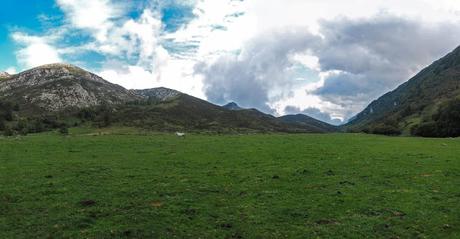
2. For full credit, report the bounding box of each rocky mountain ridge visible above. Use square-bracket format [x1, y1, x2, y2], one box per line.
[0, 63, 140, 111]
[0, 63, 337, 133]
[133, 87, 181, 101]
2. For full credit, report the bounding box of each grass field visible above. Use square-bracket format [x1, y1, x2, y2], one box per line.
[1, 130, 459, 238]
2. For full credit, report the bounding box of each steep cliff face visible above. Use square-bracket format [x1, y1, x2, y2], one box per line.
[0, 64, 141, 111]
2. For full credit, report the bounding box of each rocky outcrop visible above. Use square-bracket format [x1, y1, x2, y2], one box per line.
[133, 87, 181, 101]
[0, 63, 141, 111]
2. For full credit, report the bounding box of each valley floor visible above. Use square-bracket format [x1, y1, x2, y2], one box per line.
[1, 131, 459, 238]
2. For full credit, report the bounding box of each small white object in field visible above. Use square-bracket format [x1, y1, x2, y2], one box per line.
[176, 132, 186, 137]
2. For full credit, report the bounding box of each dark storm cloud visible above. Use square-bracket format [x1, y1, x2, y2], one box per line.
[196, 14, 460, 118]
[284, 106, 343, 125]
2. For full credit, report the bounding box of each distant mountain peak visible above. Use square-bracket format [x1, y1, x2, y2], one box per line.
[223, 102, 243, 110]
[0, 71, 10, 79]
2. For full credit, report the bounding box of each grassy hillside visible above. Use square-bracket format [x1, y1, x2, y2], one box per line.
[346, 46, 460, 137]
[279, 114, 338, 133]
[107, 95, 316, 133]
[0, 93, 336, 135]
[1, 131, 459, 238]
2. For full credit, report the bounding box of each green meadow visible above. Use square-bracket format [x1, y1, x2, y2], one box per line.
[1, 130, 459, 238]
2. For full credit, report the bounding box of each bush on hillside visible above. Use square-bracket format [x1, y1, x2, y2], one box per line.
[0, 101, 18, 121]
[3, 126, 14, 136]
[411, 122, 438, 137]
[371, 124, 401, 136]
[433, 98, 460, 137]
[412, 98, 460, 137]
[59, 126, 69, 135]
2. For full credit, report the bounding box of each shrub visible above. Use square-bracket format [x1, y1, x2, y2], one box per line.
[0, 101, 16, 121]
[59, 126, 69, 135]
[30, 119, 45, 133]
[433, 99, 460, 137]
[371, 124, 401, 136]
[15, 118, 28, 131]
[3, 126, 14, 136]
[412, 122, 438, 137]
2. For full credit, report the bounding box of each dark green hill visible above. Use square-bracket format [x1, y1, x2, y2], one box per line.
[346, 46, 460, 137]
[99, 94, 332, 133]
[279, 114, 338, 133]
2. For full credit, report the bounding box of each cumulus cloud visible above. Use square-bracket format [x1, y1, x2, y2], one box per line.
[56, 0, 124, 42]
[8, 0, 460, 123]
[4, 67, 17, 74]
[12, 1, 174, 90]
[195, 29, 320, 113]
[313, 16, 460, 112]
[197, 14, 460, 121]
[12, 33, 62, 68]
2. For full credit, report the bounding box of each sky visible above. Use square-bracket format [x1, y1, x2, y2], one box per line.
[1, 0, 460, 125]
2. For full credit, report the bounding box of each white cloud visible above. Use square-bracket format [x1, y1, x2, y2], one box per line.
[4, 67, 17, 74]
[56, 0, 124, 42]
[12, 33, 62, 68]
[9, 0, 460, 122]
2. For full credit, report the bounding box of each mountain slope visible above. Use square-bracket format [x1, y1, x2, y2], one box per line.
[0, 63, 140, 113]
[346, 45, 460, 136]
[132, 87, 181, 101]
[0, 63, 336, 134]
[279, 114, 338, 133]
[106, 94, 333, 133]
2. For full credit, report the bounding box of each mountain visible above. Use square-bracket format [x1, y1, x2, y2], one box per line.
[0, 63, 336, 134]
[223, 102, 243, 110]
[346, 45, 460, 137]
[0, 63, 140, 113]
[109, 94, 331, 133]
[132, 87, 181, 101]
[0, 71, 10, 79]
[279, 114, 338, 133]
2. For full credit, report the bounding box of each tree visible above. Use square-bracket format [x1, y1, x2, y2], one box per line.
[0, 101, 15, 121]
[412, 98, 460, 137]
[3, 126, 14, 136]
[412, 122, 438, 137]
[433, 98, 460, 137]
[59, 125, 69, 135]
[371, 124, 401, 136]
